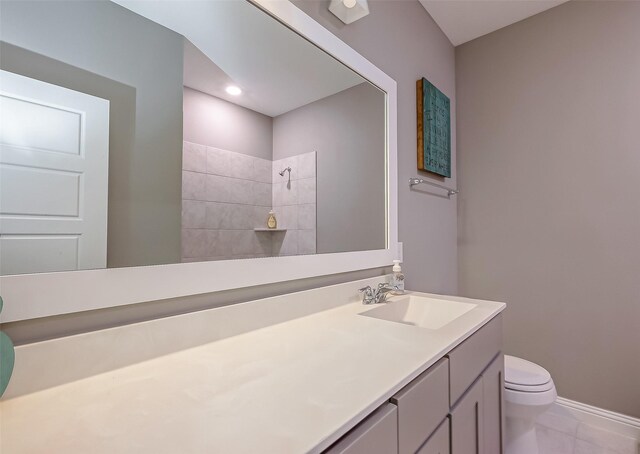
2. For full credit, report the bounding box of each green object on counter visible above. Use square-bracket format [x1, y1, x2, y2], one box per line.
[0, 296, 16, 397]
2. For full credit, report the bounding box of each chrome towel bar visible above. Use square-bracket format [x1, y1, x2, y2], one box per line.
[409, 177, 459, 198]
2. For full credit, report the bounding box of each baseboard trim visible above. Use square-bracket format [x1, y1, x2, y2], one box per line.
[552, 396, 640, 440]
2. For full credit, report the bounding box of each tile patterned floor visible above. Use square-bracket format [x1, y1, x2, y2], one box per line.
[535, 410, 639, 454]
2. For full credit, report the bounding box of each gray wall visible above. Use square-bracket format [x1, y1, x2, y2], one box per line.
[293, 0, 458, 294]
[273, 83, 386, 254]
[183, 87, 273, 160]
[0, 0, 184, 268]
[456, 1, 640, 417]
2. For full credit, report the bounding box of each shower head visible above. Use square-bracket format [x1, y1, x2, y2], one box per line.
[279, 167, 291, 177]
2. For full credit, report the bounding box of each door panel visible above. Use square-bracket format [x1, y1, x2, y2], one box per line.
[0, 94, 82, 155]
[0, 70, 109, 274]
[0, 235, 79, 274]
[1, 165, 80, 216]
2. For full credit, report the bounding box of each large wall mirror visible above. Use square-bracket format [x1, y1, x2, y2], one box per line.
[0, 0, 397, 322]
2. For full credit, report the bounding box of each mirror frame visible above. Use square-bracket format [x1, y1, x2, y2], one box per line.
[0, 0, 398, 323]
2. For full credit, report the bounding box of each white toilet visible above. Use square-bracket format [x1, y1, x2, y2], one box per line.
[504, 355, 557, 454]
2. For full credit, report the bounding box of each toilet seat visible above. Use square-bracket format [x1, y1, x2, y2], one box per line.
[504, 385, 557, 407]
[505, 380, 554, 393]
[504, 355, 554, 392]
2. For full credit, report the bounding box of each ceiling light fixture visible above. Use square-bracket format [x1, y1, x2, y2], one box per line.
[225, 85, 242, 96]
[329, 0, 369, 24]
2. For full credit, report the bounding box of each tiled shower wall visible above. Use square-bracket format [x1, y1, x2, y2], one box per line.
[181, 141, 273, 261]
[271, 151, 317, 256]
[181, 142, 316, 261]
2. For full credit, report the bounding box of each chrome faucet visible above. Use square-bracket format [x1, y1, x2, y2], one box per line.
[359, 283, 397, 305]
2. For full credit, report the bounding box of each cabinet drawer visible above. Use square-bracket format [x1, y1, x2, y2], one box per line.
[447, 314, 502, 406]
[417, 418, 450, 454]
[324, 403, 398, 454]
[391, 358, 449, 454]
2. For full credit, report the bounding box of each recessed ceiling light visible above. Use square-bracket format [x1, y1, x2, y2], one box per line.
[226, 85, 242, 96]
[343, 0, 357, 8]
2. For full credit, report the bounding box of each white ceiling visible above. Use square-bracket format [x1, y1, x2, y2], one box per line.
[182, 40, 241, 111]
[112, 0, 364, 117]
[419, 0, 570, 46]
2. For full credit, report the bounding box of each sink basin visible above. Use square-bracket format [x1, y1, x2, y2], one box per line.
[359, 295, 476, 330]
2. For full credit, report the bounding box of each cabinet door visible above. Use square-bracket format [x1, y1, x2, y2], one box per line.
[450, 377, 484, 454]
[391, 358, 449, 454]
[447, 315, 502, 407]
[482, 354, 504, 454]
[324, 403, 398, 454]
[417, 417, 450, 454]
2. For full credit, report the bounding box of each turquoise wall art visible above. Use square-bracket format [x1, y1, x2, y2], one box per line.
[417, 77, 451, 178]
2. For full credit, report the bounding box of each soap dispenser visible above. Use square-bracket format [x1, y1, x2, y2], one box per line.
[391, 260, 405, 294]
[267, 210, 277, 229]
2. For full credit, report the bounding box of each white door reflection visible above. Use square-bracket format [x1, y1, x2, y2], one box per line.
[0, 70, 109, 275]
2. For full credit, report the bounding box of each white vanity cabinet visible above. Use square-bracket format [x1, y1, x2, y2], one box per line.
[324, 314, 503, 454]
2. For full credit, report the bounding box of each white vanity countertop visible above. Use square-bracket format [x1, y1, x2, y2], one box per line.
[0, 290, 504, 453]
